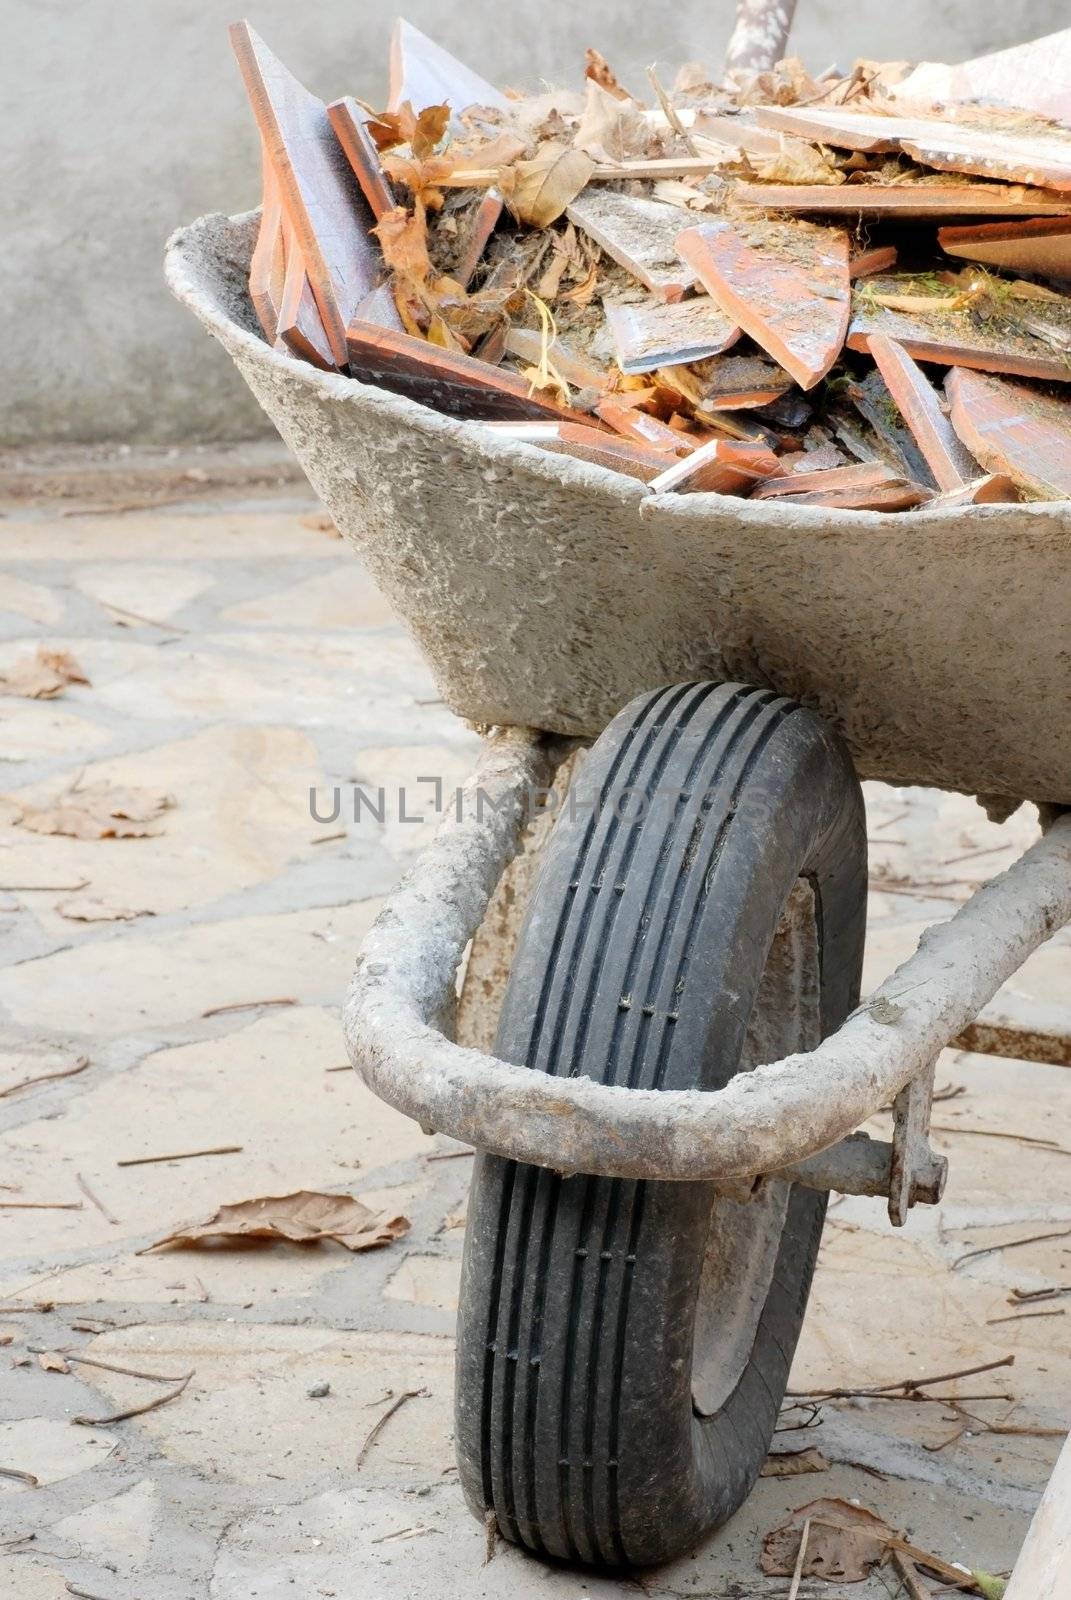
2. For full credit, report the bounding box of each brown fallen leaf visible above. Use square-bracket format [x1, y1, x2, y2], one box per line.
[760, 1447, 829, 1477]
[751, 138, 846, 186]
[573, 80, 648, 165]
[143, 1191, 410, 1254]
[18, 783, 175, 841]
[37, 1351, 71, 1373]
[507, 144, 594, 228]
[762, 1498, 893, 1583]
[584, 47, 632, 101]
[366, 100, 450, 160]
[0, 648, 89, 701]
[56, 895, 153, 923]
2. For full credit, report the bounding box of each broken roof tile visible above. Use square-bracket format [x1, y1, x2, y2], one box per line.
[866, 334, 980, 491]
[503, 327, 607, 391]
[753, 104, 1071, 192]
[922, 474, 1021, 508]
[230, 22, 378, 368]
[388, 18, 507, 121]
[938, 218, 1071, 283]
[277, 226, 338, 372]
[455, 190, 505, 289]
[849, 244, 898, 280]
[486, 421, 674, 482]
[750, 461, 901, 498]
[891, 27, 1071, 127]
[345, 321, 583, 422]
[327, 97, 397, 221]
[647, 438, 782, 495]
[848, 273, 1071, 382]
[755, 471, 931, 510]
[604, 296, 741, 374]
[945, 368, 1071, 499]
[734, 183, 1071, 219]
[675, 217, 851, 389]
[594, 397, 694, 453]
[567, 190, 699, 302]
[249, 157, 287, 343]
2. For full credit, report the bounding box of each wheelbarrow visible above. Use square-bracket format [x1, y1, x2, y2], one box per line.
[166, 207, 1071, 1570]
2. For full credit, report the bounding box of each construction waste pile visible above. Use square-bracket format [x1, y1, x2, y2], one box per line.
[231, 18, 1071, 509]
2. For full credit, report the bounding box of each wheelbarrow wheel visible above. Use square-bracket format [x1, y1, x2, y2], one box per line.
[455, 682, 867, 1569]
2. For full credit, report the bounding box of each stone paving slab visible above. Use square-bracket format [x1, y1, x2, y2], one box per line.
[0, 482, 1067, 1599]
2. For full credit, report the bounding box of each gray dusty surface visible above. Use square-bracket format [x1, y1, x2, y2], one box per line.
[0, 460, 1068, 1598]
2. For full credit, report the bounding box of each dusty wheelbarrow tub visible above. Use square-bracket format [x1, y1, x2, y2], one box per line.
[166, 209, 1071, 1571]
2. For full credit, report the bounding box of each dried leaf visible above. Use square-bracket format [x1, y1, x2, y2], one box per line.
[760, 1448, 829, 1477]
[507, 144, 594, 229]
[380, 153, 455, 210]
[0, 648, 89, 701]
[752, 139, 846, 186]
[367, 101, 450, 161]
[56, 894, 153, 923]
[762, 1498, 893, 1583]
[651, 178, 722, 212]
[37, 1351, 71, 1373]
[584, 47, 631, 102]
[573, 81, 648, 165]
[145, 1190, 410, 1254]
[18, 783, 175, 841]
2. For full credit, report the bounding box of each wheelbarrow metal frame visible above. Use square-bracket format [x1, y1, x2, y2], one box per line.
[344, 727, 1071, 1208]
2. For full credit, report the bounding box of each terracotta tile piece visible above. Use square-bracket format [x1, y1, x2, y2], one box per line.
[754, 104, 1071, 193]
[354, 282, 405, 332]
[757, 474, 931, 510]
[675, 217, 851, 389]
[892, 27, 1071, 127]
[345, 321, 584, 422]
[848, 274, 1071, 383]
[866, 333, 980, 490]
[849, 244, 898, 280]
[276, 219, 337, 372]
[734, 183, 1071, 219]
[485, 421, 674, 482]
[938, 219, 1071, 284]
[503, 328, 606, 391]
[691, 111, 784, 155]
[327, 97, 396, 221]
[657, 353, 794, 412]
[230, 22, 379, 368]
[567, 190, 699, 302]
[249, 158, 287, 343]
[647, 438, 783, 495]
[922, 474, 1021, 508]
[750, 461, 901, 498]
[604, 297, 741, 374]
[454, 190, 505, 289]
[944, 368, 1071, 500]
[388, 19, 507, 119]
[594, 397, 695, 454]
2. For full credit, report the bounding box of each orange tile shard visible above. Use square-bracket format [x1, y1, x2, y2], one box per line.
[230, 21, 379, 369]
[345, 322, 588, 422]
[866, 335, 980, 491]
[675, 218, 851, 389]
[734, 184, 1071, 220]
[388, 18, 507, 120]
[249, 158, 287, 343]
[945, 368, 1071, 501]
[326, 97, 397, 221]
[753, 104, 1071, 194]
[848, 274, 1071, 383]
[938, 219, 1071, 284]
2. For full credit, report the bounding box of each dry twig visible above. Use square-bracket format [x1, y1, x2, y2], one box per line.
[116, 1145, 242, 1168]
[357, 1386, 427, 1467]
[953, 1229, 1071, 1270]
[0, 1057, 89, 1099]
[76, 1172, 118, 1226]
[73, 1370, 193, 1426]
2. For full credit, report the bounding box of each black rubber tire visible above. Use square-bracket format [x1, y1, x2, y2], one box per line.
[454, 682, 867, 1569]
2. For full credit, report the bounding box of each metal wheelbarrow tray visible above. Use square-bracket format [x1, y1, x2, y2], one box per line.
[168, 211, 1071, 1569]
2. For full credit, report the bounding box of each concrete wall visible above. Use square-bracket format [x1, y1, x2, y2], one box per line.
[2, 0, 1063, 445]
